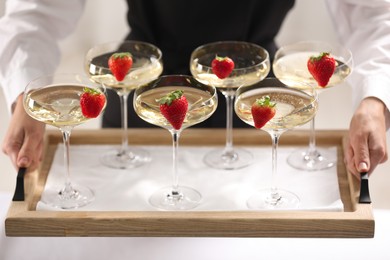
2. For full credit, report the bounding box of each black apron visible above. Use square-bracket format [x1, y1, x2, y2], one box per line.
[102, 0, 295, 128]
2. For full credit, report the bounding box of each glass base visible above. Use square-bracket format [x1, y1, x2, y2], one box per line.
[100, 148, 151, 169]
[149, 186, 201, 210]
[287, 147, 336, 171]
[41, 183, 94, 209]
[247, 188, 300, 210]
[203, 148, 254, 170]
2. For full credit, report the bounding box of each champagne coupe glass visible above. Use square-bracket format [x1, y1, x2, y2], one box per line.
[23, 74, 106, 209]
[190, 41, 270, 170]
[273, 41, 352, 171]
[235, 78, 318, 209]
[85, 41, 163, 169]
[134, 75, 218, 210]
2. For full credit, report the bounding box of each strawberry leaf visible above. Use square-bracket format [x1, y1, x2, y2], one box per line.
[309, 52, 330, 62]
[110, 52, 132, 59]
[254, 95, 276, 107]
[156, 90, 183, 106]
[82, 87, 100, 95]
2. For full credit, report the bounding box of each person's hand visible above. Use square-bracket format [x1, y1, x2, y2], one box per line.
[344, 97, 388, 179]
[2, 94, 45, 170]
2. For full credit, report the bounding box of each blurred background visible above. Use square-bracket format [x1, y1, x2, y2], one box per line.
[0, 0, 388, 208]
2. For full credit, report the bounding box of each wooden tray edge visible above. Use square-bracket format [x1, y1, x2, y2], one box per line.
[5, 129, 374, 238]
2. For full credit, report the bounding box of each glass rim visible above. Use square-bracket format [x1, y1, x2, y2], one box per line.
[135, 74, 218, 98]
[85, 40, 163, 61]
[24, 73, 105, 105]
[190, 41, 270, 71]
[274, 40, 353, 65]
[26, 73, 97, 87]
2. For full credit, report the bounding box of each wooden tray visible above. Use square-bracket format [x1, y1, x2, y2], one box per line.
[5, 129, 374, 238]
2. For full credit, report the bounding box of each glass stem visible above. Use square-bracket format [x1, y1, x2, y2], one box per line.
[307, 91, 320, 158]
[307, 118, 317, 156]
[60, 127, 73, 195]
[223, 92, 235, 155]
[171, 130, 181, 194]
[119, 91, 131, 156]
[270, 131, 282, 200]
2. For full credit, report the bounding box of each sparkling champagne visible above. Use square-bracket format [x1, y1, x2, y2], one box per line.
[87, 53, 163, 92]
[135, 86, 217, 130]
[24, 85, 99, 127]
[235, 87, 317, 131]
[273, 51, 351, 90]
[191, 60, 269, 91]
[191, 70, 269, 90]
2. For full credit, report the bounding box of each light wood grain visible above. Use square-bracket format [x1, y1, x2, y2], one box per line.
[5, 129, 374, 238]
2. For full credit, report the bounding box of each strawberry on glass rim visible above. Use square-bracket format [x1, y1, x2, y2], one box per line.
[211, 55, 235, 79]
[80, 87, 106, 118]
[251, 95, 276, 129]
[108, 52, 133, 81]
[157, 90, 188, 130]
[307, 52, 336, 87]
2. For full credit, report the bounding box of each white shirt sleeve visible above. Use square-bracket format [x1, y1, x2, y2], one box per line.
[325, 0, 390, 121]
[0, 0, 86, 113]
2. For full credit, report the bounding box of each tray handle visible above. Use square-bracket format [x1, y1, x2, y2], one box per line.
[359, 172, 371, 204]
[12, 167, 26, 201]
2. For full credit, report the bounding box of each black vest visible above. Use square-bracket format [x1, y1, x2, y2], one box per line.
[103, 0, 295, 128]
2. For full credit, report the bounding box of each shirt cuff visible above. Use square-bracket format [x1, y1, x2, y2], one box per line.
[1, 67, 45, 114]
[354, 73, 390, 129]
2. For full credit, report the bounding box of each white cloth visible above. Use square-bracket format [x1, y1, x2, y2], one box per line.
[1, 192, 390, 260]
[1, 0, 390, 114]
[36, 144, 343, 211]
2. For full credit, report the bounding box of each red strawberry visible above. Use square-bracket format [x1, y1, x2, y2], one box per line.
[108, 52, 133, 81]
[211, 55, 234, 79]
[307, 52, 336, 87]
[157, 90, 188, 130]
[251, 96, 276, 129]
[80, 87, 106, 118]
